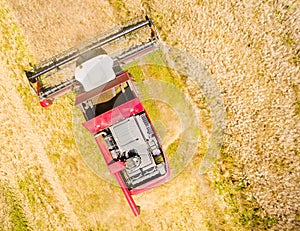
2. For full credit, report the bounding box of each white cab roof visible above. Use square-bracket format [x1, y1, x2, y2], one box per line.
[75, 54, 116, 92]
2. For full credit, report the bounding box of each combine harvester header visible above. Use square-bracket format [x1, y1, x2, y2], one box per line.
[25, 16, 159, 106]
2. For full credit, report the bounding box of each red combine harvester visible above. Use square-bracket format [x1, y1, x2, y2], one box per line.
[25, 16, 170, 216]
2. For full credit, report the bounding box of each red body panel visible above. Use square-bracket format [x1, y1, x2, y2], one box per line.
[82, 98, 144, 134]
[39, 98, 52, 107]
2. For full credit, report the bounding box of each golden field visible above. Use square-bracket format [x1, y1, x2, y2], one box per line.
[0, 0, 299, 230]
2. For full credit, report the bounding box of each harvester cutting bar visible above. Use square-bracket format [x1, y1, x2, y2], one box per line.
[116, 40, 157, 64]
[26, 16, 154, 82]
[40, 78, 77, 99]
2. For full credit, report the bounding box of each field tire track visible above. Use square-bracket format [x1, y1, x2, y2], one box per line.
[0, 3, 82, 229]
[0, 61, 82, 230]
